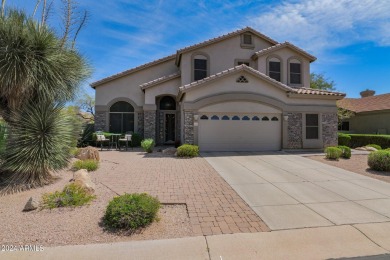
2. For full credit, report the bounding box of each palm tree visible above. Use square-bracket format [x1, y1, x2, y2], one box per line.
[0, 8, 90, 192]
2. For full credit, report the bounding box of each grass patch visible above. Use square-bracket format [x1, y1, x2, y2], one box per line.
[42, 183, 96, 209]
[72, 159, 99, 171]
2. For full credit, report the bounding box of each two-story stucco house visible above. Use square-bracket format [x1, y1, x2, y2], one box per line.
[91, 27, 345, 151]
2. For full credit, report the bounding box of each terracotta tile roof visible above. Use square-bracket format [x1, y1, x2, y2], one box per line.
[176, 27, 278, 56]
[337, 93, 390, 113]
[253, 42, 316, 62]
[140, 71, 181, 90]
[295, 87, 345, 96]
[91, 54, 176, 88]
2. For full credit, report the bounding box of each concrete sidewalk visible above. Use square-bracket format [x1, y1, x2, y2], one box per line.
[3, 223, 390, 260]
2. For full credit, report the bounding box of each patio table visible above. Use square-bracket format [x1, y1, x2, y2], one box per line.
[110, 134, 122, 150]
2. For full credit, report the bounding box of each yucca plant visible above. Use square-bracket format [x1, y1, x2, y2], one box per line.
[1, 100, 80, 192]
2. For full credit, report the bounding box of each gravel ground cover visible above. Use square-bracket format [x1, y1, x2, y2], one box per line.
[308, 154, 390, 183]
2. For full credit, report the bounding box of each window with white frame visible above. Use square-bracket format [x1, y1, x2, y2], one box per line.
[193, 54, 208, 81]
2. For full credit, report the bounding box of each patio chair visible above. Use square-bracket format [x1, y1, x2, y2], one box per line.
[118, 132, 133, 151]
[96, 134, 110, 151]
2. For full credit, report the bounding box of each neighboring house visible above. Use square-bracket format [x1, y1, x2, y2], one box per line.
[91, 27, 345, 151]
[337, 90, 390, 134]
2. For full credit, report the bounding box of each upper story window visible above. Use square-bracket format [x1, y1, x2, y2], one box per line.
[289, 58, 302, 85]
[193, 54, 208, 81]
[235, 59, 251, 67]
[240, 33, 254, 49]
[268, 57, 281, 82]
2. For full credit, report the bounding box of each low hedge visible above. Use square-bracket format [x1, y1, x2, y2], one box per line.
[338, 133, 351, 147]
[338, 133, 390, 149]
[368, 150, 390, 172]
[177, 144, 199, 158]
[338, 145, 351, 159]
[325, 147, 342, 160]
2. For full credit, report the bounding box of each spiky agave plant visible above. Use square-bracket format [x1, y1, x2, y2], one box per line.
[1, 100, 79, 193]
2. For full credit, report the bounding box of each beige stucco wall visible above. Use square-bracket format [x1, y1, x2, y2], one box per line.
[348, 111, 390, 134]
[180, 34, 273, 85]
[144, 78, 181, 104]
[95, 58, 178, 108]
[183, 71, 336, 109]
[257, 48, 311, 88]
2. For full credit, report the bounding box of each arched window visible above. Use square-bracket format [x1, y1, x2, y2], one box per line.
[242, 116, 250, 120]
[232, 116, 240, 120]
[193, 54, 208, 81]
[252, 116, 260, 121]
[271, 116, 279, 121]
[289, 58, 302, 85]
[159, 96, 176, 110]
[211, 115, 219, 120]
[200, 115, 208, 120]
[109, 101, 134, 133]
[268, 57, 281, 82]
[262, 116, 269, 121]
[222, 115, 230, 120]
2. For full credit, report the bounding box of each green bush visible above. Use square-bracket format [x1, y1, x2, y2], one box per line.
[325, 147, 342, 160]
[368, 150, 390, 172]
[42, 183, 96, 209]
[366, 144, 382, 150]
[346, 134, 390, 149]
[338, 133, 351, 147]
[103, 193, 160, 231]
[141, 139, 155, 153]
[130, 133, 142, 147]
[338, 145, 351, 159]
[72, 159, 99, 171]
[177, 144, 199, 158]
[69, 147, 80, 157]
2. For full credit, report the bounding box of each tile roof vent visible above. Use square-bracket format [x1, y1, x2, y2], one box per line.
[360, 89, 375, 98]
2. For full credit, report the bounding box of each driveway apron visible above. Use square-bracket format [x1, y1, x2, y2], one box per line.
[202, 152, 390, 230]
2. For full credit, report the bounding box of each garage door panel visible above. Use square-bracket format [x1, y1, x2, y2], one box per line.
[198, 114, 281, 152]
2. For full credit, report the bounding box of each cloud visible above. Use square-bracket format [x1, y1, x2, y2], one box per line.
[249, 0, 390, 56]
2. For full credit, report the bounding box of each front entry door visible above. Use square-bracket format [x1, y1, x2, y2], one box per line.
[165, 114, 175, 143]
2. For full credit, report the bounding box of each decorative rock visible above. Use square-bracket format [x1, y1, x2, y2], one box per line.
[365, 146, 378, 151]
[162, 147, 177, 155]
[23, 197, 39, 212]
[76, 146, 100, 161]
[72, 169, 95, 194]
[355, 147, 367, 151]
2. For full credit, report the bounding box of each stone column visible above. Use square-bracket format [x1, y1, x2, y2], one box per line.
[143, 109, 156, 140]
[322, 113, 338, 147]
[287, 112, 303, 149]
[184, 111, 194, 144]
[94, 111, 107, 131]
[137, 112, 144, 136]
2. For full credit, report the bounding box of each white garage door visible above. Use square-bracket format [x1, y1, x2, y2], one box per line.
[198, 113, 282, 152]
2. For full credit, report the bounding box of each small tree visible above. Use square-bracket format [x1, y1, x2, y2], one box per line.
[310, 73, 336, 91]
[76, 93, 95, 122]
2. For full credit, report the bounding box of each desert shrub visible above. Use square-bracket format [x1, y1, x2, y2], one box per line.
[69, 147, 80, 157]
[177, 144, 199, 158]
[103, 193, 160, 231]
[130, 133, 142, 147]
[72, 159, 99, 171]
[42, 183, 96, 209]
[78, 123, 95, 147]
[368, 150, 390, 172]
[337, 145, 351, 159]
[347, 134, 390, 149]
[338, 133, 351, 147]
[141, 139, 155, 153]
[366, 144, 382, 150]
[325, 146, 342, 160]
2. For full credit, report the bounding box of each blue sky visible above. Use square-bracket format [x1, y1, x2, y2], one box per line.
[9, 0, 390, 98]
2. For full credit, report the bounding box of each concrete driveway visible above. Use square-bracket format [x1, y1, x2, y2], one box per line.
[202, 152, 390, 230]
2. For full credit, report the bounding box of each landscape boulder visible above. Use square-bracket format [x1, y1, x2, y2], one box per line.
[23, 197, 39, 212]
[162, 147, 177, 155]
[76, 146, 100, 161]
[72, 169, 96, 194]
